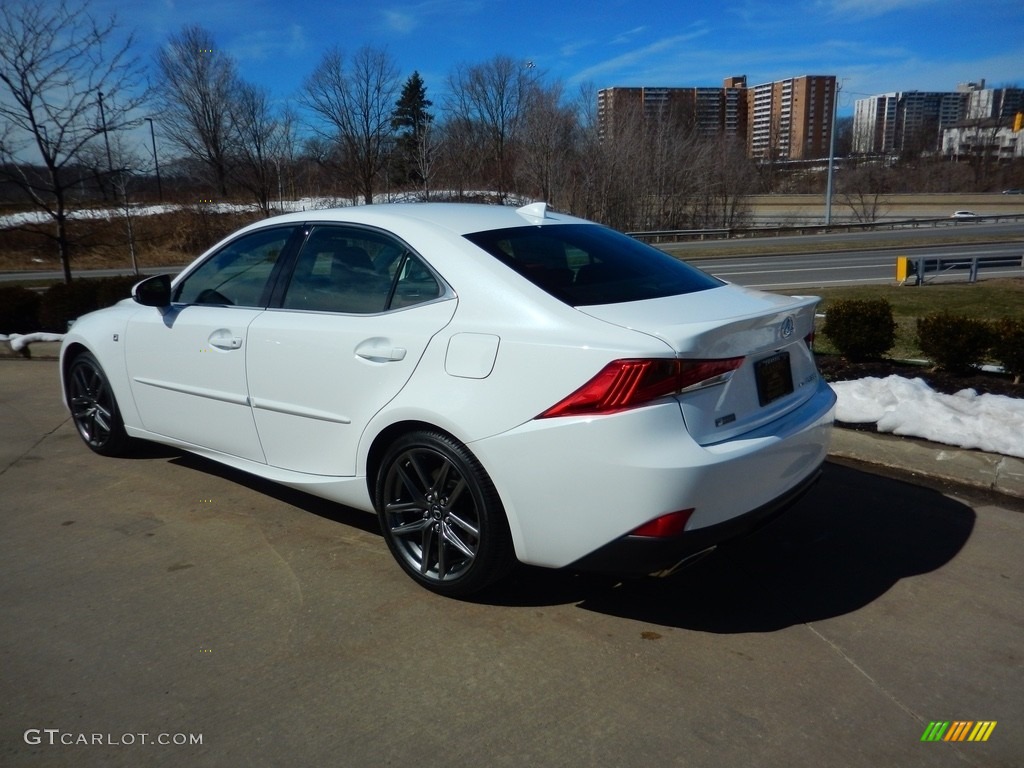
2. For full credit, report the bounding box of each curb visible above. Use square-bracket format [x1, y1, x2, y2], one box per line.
[829, 427, 1024, 500]
[0, 341, 62, 360]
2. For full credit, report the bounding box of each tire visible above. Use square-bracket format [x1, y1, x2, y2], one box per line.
[66, 351, 132, 457]
[375, 430, 515, 597]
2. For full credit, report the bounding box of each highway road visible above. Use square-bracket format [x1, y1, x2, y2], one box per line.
[690, 241, 1024, 290]
[3, 222, 1023, 290]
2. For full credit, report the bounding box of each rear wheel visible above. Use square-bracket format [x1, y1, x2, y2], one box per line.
[66, 351, 131, 456]
[375, 430, 514, 597]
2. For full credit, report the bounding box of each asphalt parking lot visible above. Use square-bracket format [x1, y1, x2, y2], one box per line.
[2, 359, 1022, 767]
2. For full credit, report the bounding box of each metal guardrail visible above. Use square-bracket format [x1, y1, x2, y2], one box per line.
[896, 253, 1024, 285]
[627, 213, 1024, 244]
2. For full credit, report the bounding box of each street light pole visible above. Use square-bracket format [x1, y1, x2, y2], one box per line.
[145, 117, 163, 201]
[824, 79, 840, 227]
[97, 91, 114, 176]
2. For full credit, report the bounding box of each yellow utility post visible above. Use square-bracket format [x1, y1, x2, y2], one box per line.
[896, 256, 910, 283]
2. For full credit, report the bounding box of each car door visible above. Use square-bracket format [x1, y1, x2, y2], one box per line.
[124, 225, 300, 462]
[245, 224, 457, 476]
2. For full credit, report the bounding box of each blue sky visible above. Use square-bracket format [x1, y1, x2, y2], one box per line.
[98, 0, 1023, 117]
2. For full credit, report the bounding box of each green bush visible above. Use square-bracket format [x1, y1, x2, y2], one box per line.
[36, 276, 143, 332]
[990, 318, 1024, 384]
[916, 312, 993, 374]
[821, 298, 896, 361]
[38, 280, 100, 332]
[94, 275, 141, 307]
[0, 285, 42, 334]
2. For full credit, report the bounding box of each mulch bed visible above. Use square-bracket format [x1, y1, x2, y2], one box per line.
[816, 355, 1022, 399]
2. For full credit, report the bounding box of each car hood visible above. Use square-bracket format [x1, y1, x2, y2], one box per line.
[575, 284, 819, 358]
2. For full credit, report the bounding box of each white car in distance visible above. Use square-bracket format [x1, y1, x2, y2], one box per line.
[61, 203, 836, 597]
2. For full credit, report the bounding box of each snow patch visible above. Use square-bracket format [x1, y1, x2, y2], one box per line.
[1, 332, 65, 352]
[832, 375, 1024, 458]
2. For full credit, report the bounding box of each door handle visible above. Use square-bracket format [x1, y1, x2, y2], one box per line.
[209, 332, 243, 350]
[355, 339, 407, 362]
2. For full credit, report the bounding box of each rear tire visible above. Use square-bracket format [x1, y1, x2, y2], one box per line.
[375, 430, 515, 597]
[66, 351, 132, 457]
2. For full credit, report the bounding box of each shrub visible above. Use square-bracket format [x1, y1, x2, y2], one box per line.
[38, 280, 100, 332]
[821, 298, 896, 361]
[94, 275, 141, 307]
[990, 318, 1024, 384]
[0, 285, 41, 334]
[916, 312, 993, 374]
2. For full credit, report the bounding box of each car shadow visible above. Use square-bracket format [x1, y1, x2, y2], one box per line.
[166, 452, 383, 537]
[158, 451, 976, 631]
[481, 461, 976, 632]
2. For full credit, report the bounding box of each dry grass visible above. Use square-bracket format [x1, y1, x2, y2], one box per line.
[0, 207, 263, 273]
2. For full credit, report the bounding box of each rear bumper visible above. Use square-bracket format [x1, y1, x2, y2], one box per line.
[567, 463, 823, 576]
[472, 377, 836, 569]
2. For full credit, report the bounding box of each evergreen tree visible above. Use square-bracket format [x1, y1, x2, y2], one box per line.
[392, 72, 433, 188]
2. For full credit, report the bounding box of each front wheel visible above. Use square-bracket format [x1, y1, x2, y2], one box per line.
[66, 351, 131, 457]
[375, 431, 515, 597]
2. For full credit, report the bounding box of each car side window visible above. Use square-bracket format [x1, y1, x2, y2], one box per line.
[174, 227, 296, 307]
[390, 252, 442, 309]
[281, 226, 440, 313]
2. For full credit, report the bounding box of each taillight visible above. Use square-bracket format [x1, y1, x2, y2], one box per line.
[630, 509, 694, 537]
[537, 357, 744, 418]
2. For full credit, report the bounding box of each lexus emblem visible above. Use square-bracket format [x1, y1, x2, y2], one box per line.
[781, 316, 795, 339]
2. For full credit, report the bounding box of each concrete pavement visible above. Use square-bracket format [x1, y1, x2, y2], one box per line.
[1, 357, 1023, 768]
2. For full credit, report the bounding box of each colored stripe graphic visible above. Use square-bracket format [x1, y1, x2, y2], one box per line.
[920, 721, 996, 742]
[944, 721, 972, 741]
[968, 722, 997, 742]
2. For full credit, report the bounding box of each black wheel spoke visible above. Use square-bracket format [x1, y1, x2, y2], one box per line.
[65, 353, 129, 456]
[376, 431, 512, 596]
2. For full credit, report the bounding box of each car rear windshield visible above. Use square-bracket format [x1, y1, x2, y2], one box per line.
[464, 224, 722, 306]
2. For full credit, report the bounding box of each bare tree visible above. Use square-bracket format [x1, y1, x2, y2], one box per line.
[446, 56, 539, 200]
[0, 0, 146, 282]
[230, 80, 281, 215]
[435, 116, 487, 200]
[517, 82, 578, 208]
[154, 25, 238, 197]
[838, 161, 894, 222]
[302, 46, 401, 204]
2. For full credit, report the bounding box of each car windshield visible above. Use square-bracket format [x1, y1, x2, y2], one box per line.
[464, 224, 722, 306]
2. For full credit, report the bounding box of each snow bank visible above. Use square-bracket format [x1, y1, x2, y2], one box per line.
[1, 332, 65, 352]
[831, 375, 1024, 458]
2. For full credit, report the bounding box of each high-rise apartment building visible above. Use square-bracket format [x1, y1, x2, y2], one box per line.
[746, 75, 836, 160]
[851, 84, 991, 155]
[596, 74, 835, 161]
[596, 82, 748, 142]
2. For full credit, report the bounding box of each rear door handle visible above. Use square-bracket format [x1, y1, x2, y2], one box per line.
[355, 339, 407, 362]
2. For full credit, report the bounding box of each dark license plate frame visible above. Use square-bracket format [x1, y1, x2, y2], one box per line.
[755, 351, 794, 406]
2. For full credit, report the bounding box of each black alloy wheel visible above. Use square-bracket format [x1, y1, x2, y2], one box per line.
[66, 351, 131, 457]
[375, 430, 514, 597]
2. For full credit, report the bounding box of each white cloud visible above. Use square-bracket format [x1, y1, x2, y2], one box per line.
[819, 0, 939, 18]
[384, 10, 418, 34]
[571, 28, 711, 85]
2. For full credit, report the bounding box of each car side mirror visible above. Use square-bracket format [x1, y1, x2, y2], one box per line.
[132, 274, 172, 307]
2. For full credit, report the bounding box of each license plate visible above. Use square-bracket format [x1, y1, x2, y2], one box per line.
[755, 351, 793, 406]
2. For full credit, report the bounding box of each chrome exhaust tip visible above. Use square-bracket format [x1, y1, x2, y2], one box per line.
[649, 545, 718, 578]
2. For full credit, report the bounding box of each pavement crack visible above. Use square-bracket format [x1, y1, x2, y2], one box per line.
[0, 416, 70, 478]
[802, 621, 982, 767]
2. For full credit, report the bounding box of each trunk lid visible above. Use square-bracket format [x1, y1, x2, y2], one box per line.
[577, 285, 823, 445]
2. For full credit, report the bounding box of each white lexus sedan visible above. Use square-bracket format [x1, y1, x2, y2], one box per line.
[61, 203, 835, 597]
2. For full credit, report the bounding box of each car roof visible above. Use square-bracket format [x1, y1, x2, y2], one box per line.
[253, 202, 591, 236]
